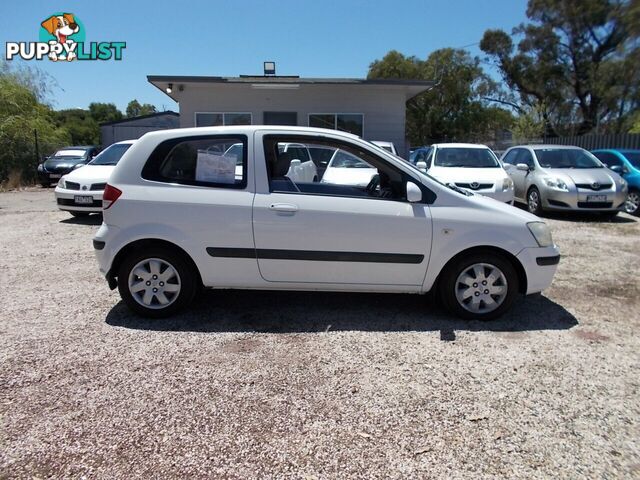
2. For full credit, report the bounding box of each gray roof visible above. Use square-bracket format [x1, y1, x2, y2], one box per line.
[147, 75, 433, 100]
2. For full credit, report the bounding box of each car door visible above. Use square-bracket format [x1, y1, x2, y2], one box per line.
[251, 132, 432, 286]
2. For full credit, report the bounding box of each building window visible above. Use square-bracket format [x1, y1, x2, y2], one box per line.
[195, 112, 252, 127]
[309, 113, 364, 137]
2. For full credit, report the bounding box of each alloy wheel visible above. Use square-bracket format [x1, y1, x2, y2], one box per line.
[454, 263, 508, 314]
[127, 258, 182, 309]
[625, 191, 639, 215]
[528, 190, 539, 213]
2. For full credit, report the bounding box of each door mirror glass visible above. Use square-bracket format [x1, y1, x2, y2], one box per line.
[609, 164, 622, 173]
[406, 181, 422, 203]
[289, 159, 301, 167]
[416, 161, 427, 172]
[516, 163, 530, 171]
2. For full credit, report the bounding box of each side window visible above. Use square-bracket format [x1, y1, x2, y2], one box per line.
[141, 135, 247, 188]
[263, 136, 423, 202]
[519, 149, 535, 167]
[593, 152, 622, 168]
[502, 149, 519, 165]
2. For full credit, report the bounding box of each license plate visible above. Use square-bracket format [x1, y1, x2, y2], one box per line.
[49, 174, 61, 179]
[74, 195, 93, 204]
[586, 195, 607, 202]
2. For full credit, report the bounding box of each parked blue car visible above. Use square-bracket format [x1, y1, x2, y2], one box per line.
[591, 149, 640, 215]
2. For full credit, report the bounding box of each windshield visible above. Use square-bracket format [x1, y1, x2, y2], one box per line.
[54, 149, 87, 158]
[535, 148, 603, 169]
[330, 150, 373, 168]
[89, 143, 131, 166]
[623, 152, 640, 169]
[434, 148, 499, 168]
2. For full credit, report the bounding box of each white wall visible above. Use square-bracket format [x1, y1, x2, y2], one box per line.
[174, 83, 409, 156]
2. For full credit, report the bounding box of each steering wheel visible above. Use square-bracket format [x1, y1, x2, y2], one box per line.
[365, 174, 380, 196]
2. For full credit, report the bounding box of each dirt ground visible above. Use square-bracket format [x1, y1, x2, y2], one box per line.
[1, 188, 638, 479]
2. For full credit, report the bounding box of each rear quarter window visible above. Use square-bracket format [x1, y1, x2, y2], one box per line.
[141, 135, 248, 189]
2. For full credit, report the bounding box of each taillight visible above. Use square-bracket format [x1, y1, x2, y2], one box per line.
[102, 184, 122, 210]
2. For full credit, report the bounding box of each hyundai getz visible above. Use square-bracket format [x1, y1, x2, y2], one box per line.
[94, 126, 560, 320]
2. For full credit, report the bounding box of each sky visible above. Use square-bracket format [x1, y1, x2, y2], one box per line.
[0, 0, 528, 112]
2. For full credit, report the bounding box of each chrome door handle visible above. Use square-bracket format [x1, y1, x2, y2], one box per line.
[269, 203, 298, 213]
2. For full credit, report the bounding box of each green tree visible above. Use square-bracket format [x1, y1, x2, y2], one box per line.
[88, 102, 123, 124]
[126, 99, 157, 118]
[368, 49, 513, 145]
[480, 0, 639, 135]
[0, 74, 70, 184]
[54, 109, 99, 145]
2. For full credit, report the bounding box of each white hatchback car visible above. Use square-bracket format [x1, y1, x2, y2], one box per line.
[417, 143, 515, 204]
[93, 126, 559, 320]
[55, 140, 135, 216]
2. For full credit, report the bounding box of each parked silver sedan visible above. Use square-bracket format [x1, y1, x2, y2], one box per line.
[501, 145, 628, 218]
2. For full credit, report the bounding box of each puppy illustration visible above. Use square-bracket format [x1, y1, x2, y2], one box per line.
[41, 14, 79, 61]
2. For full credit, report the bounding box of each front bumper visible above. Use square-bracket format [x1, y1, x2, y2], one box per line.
[516, 245, 560, 294]
[541, 187, 626, 211]
[38, 169, 70, 184]
[465, 187, 514, 204]
[54, 186, 104, 213]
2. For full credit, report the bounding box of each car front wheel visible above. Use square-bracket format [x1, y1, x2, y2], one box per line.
[117, 247, 197, 318]
[440, 252, 519, 320]
[527, 186, 544, 215]
[625, 189, 640, 216]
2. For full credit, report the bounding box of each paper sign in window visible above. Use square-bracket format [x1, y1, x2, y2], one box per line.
[195, 150, 236, 184]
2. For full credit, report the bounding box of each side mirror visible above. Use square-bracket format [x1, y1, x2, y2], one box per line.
[416, 161, 427, 173]
[289, 159, 302, 167]
[406, 181, 422, 203]
[516, 163, 530, 171]
[609, 165, 622, 173]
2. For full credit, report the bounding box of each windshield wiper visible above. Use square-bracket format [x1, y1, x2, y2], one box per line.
[446, 183, 473, 196]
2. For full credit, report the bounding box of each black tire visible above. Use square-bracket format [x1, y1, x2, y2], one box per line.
[527, 186, 544, 216]
[439, 251, 520, 321]
[117, 246, 198, 318]
[70, 211, 90, 218]
[624, 189, 640, 216]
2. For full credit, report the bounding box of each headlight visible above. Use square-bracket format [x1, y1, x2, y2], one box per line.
[527, 221, 553, 247]
[57, 178, 65, 188]
[502, 177, 514, 191]
[543, 177, 568, 191]
[37, 164, 44, 172]
[618, 177, 628, 191]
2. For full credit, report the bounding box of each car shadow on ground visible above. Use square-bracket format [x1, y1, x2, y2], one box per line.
[513, 203, 637, 223]
[105, 290, 578, 338]
[59, 214, 103, 225]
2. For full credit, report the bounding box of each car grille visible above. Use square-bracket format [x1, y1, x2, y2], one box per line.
[65, 181, 81, 190]
[575, 183, 612, 191]
[577, 201, 613, 208]
[90, 182, 107, 191]
[57, 198, 102, 208]
[455, 182, 493, 190]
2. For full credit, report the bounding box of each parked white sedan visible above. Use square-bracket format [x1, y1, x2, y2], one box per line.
[321, 148, 378, 186]
[93, 126, 559, 320]
[418, 143, 515, 204]
[55, 140, 134, 216]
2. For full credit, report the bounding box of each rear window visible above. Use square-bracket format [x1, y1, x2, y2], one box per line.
[141, 135, 247, 188]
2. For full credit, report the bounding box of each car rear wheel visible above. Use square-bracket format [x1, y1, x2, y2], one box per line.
[117, 247, 197, 318]
[440, 252, 519, 320]
[625, 189, 640, 216]
[527, 186, 544, 215]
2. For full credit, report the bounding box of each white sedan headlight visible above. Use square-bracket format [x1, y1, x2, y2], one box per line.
[542, 177, 569, 191]
[527, 221, 553, 247]
[502, 177, 514, 191]
[57, 177, 66, 188]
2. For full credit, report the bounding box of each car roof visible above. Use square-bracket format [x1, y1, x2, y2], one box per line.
[58, 145, 96, 150]
[111, 140, 136, 146]
[592, 148, 640, 153]
[141, 125, 363, 142]
[432, 143, 490, 149]
[513, 144, 585, 150]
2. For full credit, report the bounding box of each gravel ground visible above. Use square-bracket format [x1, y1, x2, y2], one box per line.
[1, 188, 639, 479]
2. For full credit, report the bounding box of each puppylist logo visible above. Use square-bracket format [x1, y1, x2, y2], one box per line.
[5, 12, 126, 62]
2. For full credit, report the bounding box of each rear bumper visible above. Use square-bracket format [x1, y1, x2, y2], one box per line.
[516, 245, 560, 294]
